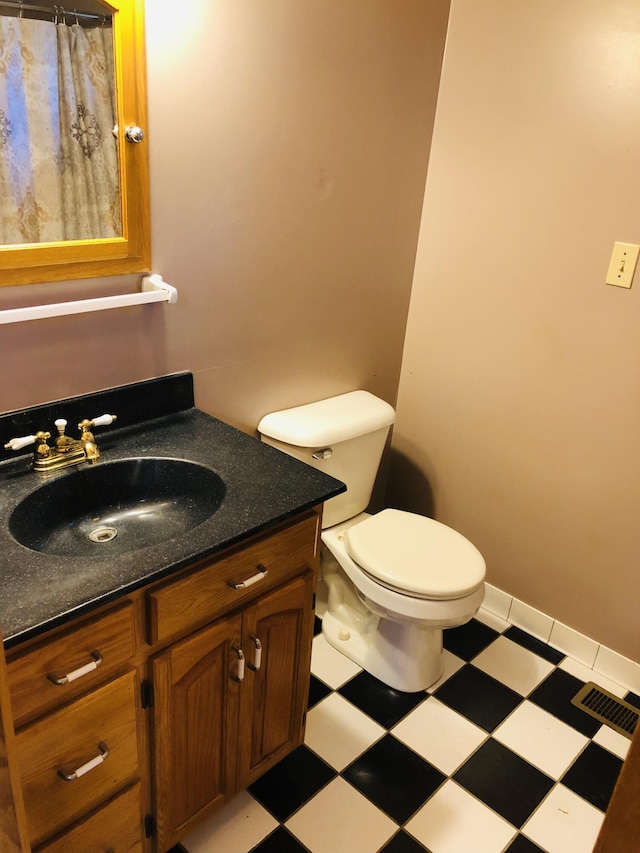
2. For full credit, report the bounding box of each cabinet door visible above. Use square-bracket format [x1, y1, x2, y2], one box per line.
[151, 613, 242, 853]
[237, 572, 315, 788]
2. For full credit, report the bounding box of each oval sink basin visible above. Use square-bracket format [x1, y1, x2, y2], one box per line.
[9, 458, 226, 557]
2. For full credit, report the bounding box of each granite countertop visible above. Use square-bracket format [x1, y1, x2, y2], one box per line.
[0, 374, 345, 648]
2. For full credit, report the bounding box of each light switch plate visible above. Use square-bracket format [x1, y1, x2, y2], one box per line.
[606, 242, 640, 288]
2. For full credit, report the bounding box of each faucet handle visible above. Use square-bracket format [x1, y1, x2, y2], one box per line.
[4, 434, 37, 451]
[78, 414, 117, 431]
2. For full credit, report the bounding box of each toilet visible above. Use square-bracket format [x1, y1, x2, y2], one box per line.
[258, 391, 485, 692]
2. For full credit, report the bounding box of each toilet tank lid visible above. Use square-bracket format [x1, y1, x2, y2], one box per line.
[257, 391, 395, 447]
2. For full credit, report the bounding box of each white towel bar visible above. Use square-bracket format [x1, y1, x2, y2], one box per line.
[0, 274, 178, 325]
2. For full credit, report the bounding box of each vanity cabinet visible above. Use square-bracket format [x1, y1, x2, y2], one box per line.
[149, 514, 318, 851]
[3, 509, 321, 853]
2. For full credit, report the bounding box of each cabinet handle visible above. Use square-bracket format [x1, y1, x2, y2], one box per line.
[47, 650, 103, 685]
[57, 741, 110, 781]
[248, 634, 262, 672]
[230, 645, 245, 682]
[227, 564, 268, 590]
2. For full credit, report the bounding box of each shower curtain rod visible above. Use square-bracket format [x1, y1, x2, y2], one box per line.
[0, 1, 104, 22]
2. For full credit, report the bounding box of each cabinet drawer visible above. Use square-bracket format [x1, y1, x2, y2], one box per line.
[148, 513, 318, 645]
[35, 782, 143, 853]
[17, 670, 140, 847]
[7, 602, 136, 727]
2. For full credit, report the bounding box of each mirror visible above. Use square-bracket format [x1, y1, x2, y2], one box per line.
[0, 0, 150, 286]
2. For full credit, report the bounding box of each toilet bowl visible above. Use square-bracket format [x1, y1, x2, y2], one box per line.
[319, 511, 484, 691]
[258, 391, 486, 692]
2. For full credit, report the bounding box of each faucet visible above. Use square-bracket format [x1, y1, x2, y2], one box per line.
[4, 414, 117, 472]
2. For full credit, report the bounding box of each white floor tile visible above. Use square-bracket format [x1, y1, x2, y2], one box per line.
[304, 692, 385, 770]
[522, 784, 604, 853]
[592, 725, 631, 761]
[473, 635, 555, 695]
[559, 657, 627, 698]
[311, 633, 362, 688]
[285, 777, 396, 853]
[493, 701, 589, 778]
[426, 649, 465, 693]
[181, 790, 277, 853]
[405, 780, 517, 853]
[392, 697, 487, 775]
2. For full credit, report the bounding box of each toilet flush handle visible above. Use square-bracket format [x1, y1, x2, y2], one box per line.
[312, 448, 332, 460]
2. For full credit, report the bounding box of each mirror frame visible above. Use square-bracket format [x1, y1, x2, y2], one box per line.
[0, 0, 150, 287]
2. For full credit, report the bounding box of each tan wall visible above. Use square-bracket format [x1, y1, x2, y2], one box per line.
[0, 0, 448, 433]
[391, 0, 640, 660]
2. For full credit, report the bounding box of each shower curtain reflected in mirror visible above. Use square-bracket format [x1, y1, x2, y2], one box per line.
[0, 15, 120, 245]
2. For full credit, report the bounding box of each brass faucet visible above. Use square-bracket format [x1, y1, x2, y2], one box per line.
[4, 414, 117, 472]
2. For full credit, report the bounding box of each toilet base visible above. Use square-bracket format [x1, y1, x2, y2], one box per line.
[321, 609, 444, 693]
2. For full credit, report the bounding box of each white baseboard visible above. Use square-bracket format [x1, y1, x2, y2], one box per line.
[479, 583, 640, 696]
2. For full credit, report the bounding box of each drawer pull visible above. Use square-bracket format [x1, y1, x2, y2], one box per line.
[228, 565, 268, 590]
[248, 634, 262, 672]
[47, 650, 103, 685]
[57, 741, 110, 781]
[230, 645, 245, 682]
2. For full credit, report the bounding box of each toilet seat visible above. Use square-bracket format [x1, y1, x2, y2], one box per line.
[343, 508, 485, 600]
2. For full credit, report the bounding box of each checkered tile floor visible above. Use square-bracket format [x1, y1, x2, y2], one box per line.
[175, 610, 638, 853]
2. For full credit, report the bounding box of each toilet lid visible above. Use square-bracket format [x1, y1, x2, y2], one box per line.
[343, 509, 485, 599]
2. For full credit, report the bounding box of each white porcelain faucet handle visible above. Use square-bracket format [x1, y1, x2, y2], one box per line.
[4, 434, 36, 451]
[90, 414, 117, 428]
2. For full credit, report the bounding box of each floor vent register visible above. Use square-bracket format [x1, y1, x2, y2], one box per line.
[572, 682, 639, 740]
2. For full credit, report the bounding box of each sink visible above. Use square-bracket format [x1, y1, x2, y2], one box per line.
[9, 458, 226, 557]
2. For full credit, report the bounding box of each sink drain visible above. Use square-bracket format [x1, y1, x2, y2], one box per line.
[88, 526, 118, 544]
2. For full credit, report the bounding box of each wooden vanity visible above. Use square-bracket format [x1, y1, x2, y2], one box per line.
[0, 374, 344, 852]
[4, 508, 321, 853]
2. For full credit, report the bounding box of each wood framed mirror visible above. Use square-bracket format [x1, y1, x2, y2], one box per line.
[0, 0, 150, 286]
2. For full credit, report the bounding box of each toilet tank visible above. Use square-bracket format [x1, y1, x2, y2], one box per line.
[258, 391, 396, 528]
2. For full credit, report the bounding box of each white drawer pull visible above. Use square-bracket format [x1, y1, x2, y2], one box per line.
[57, 741, 110, 781]
[248, 634, 262, 672]
[230, 645, 245, 682]
[47, 651, 103, 685]
[228, 565, 268, 590]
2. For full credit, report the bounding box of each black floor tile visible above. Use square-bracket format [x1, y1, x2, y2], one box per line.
[561, 742, 624, 811]
[379, 830, 433, 852]
[434, 664, 523, 731]
[250, 826, 310, 852]
[308, 674, 332, 709]
[504, 625, 565, 665]
[625, 690, 640, 711]
[248, 745, 336, 822]
[454, 739, 554, 828]
[529, 669, 601, 737]
[504, 836, 548, 853]
[442, 618, 499, 661]
[338, 670, 427, 728]
[343, 734, 445, 823]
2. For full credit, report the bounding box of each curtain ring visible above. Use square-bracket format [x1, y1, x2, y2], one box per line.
[18, 1, 23, 19]
[73, 8, 79, 25]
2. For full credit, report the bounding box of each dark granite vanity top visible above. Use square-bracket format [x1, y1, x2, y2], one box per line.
[0, 373, 344, 648]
